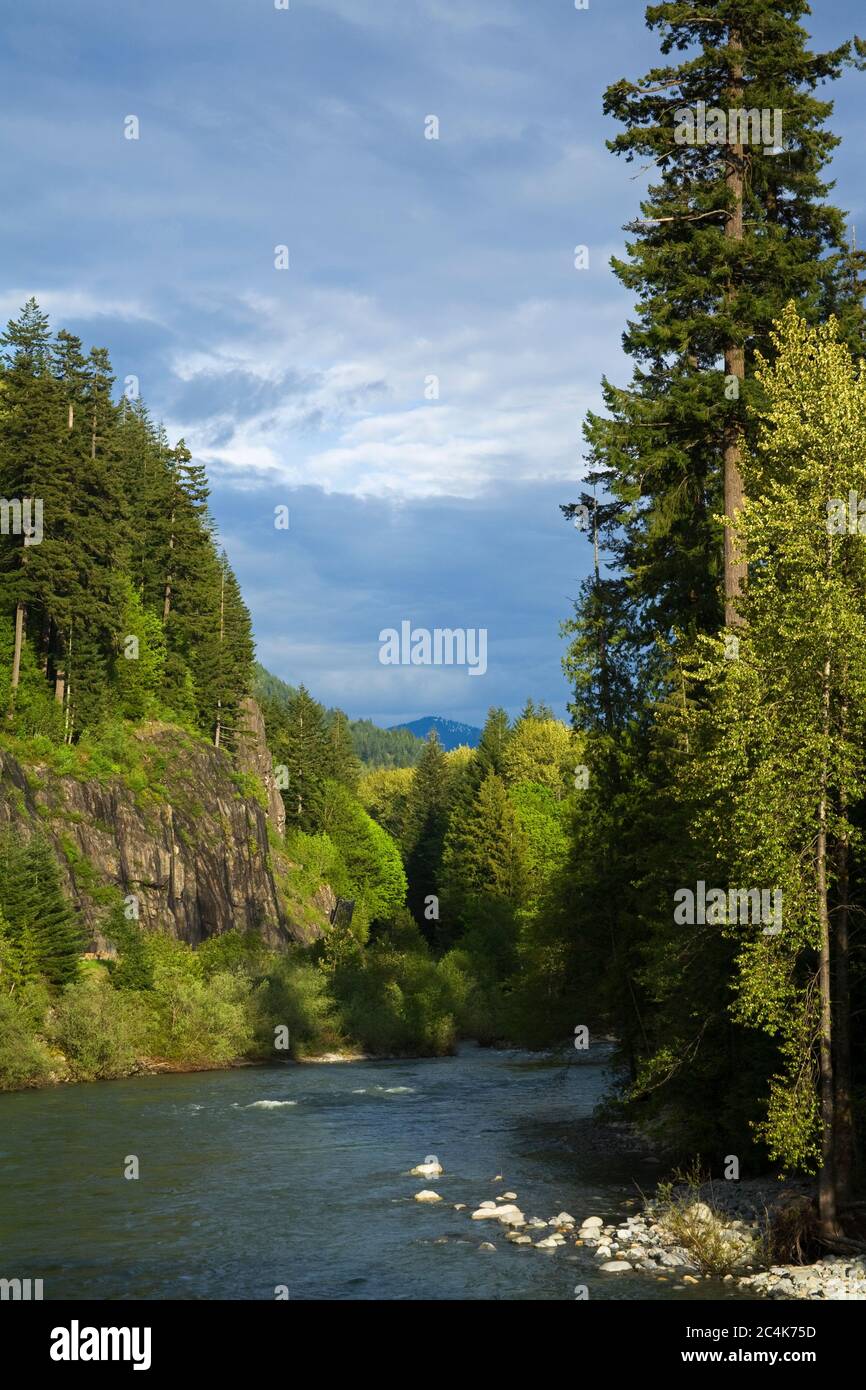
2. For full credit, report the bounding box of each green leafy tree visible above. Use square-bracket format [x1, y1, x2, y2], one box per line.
[320, 780, 408, 925]
[669, 307, 866, 1235]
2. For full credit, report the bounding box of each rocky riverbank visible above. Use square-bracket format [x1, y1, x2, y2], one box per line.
[409, 1161, 866, 1300]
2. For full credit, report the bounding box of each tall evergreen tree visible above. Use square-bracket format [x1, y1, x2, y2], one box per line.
[576, 2, 866, 644]
[403, 732, 450, 929]
[277, 685, 332, 832]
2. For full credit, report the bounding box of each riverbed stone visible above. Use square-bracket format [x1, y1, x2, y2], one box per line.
[414, 1190, 442, 1203]
[410, 1160, 443, 1178]
[599, 1260, 633, 1273]
[471, 1202, 525, 1225]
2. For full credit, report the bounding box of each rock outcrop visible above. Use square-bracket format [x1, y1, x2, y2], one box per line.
[0, 717, 328, 952]
[236, 696, 286, 839]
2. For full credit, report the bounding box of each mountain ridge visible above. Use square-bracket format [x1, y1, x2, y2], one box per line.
[387, 715, 482, 751]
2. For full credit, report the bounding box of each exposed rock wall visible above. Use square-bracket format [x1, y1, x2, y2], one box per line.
[236, 696, 286, 838]
[0, 718, 326, 952]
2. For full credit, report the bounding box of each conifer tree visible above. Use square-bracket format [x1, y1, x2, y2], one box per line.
[0, 835, 83, 987]
[577, 1, 866, 641]
[403, 732, 450, 928]
[441, 771, 528, 929]
[278, 685, 332, 831]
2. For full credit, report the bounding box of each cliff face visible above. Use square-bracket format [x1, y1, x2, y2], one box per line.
[236, 696, 286, 839]
[0, 705, 327, 952]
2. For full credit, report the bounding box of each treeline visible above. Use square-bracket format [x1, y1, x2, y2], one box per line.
[263, 678, 581, 1042]
[253, 665, 425, 768]
[547, 4, 866, 1234]
[0, 299, 253, 746]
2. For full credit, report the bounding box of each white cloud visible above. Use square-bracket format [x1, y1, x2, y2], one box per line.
[0, 288, 160, 326]
[163, 285, 624, 500]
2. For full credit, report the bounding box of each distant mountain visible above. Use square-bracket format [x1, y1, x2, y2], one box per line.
[388, 715, 482, 751]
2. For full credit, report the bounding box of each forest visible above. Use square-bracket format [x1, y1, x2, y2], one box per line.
[0, 294, 580, 1093]
[3, 0, 866, 1261]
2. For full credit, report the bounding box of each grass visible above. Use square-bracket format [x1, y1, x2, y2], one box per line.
[652, 1162, 758, 1277]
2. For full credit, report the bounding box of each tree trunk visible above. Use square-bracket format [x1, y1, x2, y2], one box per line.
[817, 653, 840, 1238]
[723, 30, 747, 626]
[163, 510, 175, 623]
[834, 680, 856, 1206]
[214, 567, 225, 749]
[834, 826, 856, 1205]
[8, 601, 26, 714]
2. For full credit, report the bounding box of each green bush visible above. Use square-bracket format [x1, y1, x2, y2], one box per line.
[333, 946, 457, 1056]
[252, 954, 339, 1058]
[145, 940, 254, 1064]
[0, 992, 56, 1089]
[51, 974, 146, 1080]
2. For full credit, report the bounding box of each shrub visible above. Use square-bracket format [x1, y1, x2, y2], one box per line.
[0, 992, 55, 1089]
[252, 954, 339, 1058]
[653, 1165, 757, 1277]
[333, 946, 457, 1056]
[146, 961, 254, 1065]
[50, 975, 146, 1080]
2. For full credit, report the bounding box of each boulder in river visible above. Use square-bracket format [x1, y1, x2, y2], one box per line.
[414, 1190, 442, 1203]
[599, 1260, 633, 1273]
[471, 1203, 526, 1225]
[410, 1159, 443, 1178]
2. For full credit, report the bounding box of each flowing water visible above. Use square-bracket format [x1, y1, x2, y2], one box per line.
[0, 1043, 749, 1300]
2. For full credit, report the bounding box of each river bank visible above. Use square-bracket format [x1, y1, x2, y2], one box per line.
[570, 1179, 866, 1301]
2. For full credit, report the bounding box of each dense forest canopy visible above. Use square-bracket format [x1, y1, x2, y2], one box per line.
[0, 298, 254, 748]
[0, 307, 578, 1084]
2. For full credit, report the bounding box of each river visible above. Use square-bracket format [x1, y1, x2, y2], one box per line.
[0, 1043, 749, 1300]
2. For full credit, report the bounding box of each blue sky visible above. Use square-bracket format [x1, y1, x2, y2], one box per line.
[2, 0, 864, 725]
